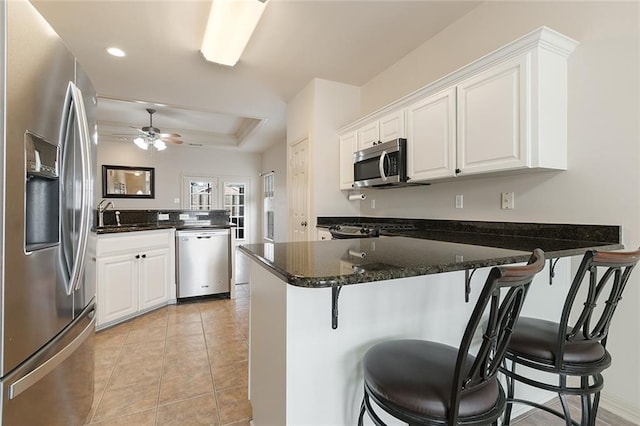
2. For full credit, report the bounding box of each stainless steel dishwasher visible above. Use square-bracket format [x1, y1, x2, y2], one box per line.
[176, 228, 231, 298]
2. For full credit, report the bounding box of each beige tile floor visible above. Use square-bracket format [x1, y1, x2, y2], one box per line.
[87, 283, 632, 426]
[86, 284, 251, 425]
[510, 396, 636, 426]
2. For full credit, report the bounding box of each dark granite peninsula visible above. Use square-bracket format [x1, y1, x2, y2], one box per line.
[239, 221, 622, 426]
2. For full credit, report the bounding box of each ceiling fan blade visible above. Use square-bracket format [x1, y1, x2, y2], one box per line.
[161, 137, 183, 145]
[128, 126, 147, 134]
[159, 132, 181, 138]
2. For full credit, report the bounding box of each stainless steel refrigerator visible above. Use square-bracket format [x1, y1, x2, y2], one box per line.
[0, 1, 97, 424]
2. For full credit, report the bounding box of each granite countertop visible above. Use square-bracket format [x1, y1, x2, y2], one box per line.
[93, 222, 234, 234]
[381, 229, 622, 258]
[240, 228, 622, 288]
[239, 237, 535, 288]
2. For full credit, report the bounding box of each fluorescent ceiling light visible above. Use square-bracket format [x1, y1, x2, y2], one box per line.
[106, 47, 126, 57]
[200, 0, 267, 66]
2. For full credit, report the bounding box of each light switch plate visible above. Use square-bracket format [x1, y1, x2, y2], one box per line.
[179, 213, 189, 220]
[455, 195, 463, 209]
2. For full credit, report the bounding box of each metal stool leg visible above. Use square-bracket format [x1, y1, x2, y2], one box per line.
[503, 358, 516, 426]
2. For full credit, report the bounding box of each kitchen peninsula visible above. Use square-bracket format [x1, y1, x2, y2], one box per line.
[239, 221, 621, 425]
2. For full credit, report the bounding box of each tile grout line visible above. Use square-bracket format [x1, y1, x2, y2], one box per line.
[89, 325, 130, 424]
[153, 313, 168, 426]
[202, 304, 224, 426]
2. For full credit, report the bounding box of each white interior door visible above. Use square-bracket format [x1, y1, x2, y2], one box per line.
[289, 138, 310, 242]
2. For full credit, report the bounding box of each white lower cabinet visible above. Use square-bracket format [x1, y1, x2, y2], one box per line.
[93, 229, 175, 329]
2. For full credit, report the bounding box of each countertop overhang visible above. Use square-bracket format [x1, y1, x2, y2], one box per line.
[239, 233, 622, 288]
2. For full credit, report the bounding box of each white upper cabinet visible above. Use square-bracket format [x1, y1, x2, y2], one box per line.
[407, 88, 457, 181]
[337, 27, 578, 187]
[357, 110, 405, 151]
[357, 121, 379, 150]
[379, 110, 405, 143]
[456, 54, 529, 175]
[339, 131, 357, 190]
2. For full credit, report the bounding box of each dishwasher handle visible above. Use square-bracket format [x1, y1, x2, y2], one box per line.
[177, 229, 230, 239]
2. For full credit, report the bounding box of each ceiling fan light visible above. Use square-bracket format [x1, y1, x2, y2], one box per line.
[200, 0, 267, 66]
[133, 137, 148, 150]
[154, 139, 167, 151]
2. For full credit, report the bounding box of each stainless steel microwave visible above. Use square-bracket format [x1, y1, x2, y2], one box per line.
[353, 138, 407, 188]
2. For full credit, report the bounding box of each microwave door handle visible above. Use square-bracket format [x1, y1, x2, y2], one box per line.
[378, 150, 388, 182]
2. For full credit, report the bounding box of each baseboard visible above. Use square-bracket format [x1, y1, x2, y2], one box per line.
[600, 392, 640, 424]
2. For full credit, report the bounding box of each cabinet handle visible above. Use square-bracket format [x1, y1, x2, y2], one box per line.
[455, 168, 462, 174]
[135, 254, 140, 259]
[141, 254, 146, 259]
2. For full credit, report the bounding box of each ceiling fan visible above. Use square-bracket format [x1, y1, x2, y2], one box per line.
[130, 108, 184, 151]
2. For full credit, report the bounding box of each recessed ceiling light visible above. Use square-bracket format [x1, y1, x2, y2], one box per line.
[106, 47, 126, 57]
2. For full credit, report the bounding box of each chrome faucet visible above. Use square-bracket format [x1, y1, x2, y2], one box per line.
[97, 199, 114, 227]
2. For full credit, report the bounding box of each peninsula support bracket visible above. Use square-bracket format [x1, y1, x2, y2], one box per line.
[549, 258, 560, 285]
[331, 285, 343, 330]
[464, 268, 478, 303]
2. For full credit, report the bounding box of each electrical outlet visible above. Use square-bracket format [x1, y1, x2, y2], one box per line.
[371, 199, 376, 209]
[158, 213, 169, 221]
[173, 198, 180, 204]
[179, 213, 189, 220]
[501, 192, 515, 210]
[455, 195, 463, 209]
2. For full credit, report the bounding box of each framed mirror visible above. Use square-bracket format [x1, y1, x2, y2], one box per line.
[102, 165, 155, 199]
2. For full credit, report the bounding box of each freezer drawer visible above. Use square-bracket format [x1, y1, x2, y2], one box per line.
[176, 229, 231, 298]
[1, 303, 95, 426]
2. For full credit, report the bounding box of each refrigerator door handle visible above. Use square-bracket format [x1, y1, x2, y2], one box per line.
[59, 82, 92, 295]
[8, 314, 95, 400]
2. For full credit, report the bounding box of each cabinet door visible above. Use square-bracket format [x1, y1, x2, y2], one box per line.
[339, 132, 356, 190]
[97, 254, 138, 327]
[379, 110, 405, 143]
[357, 121, 379, 150]
[456, 54, 529, 175]
[139, 248, 171, 311]
[407, 88, 456, 181]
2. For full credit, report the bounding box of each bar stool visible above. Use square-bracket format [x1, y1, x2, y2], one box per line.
[358, 249, 545, 426]
[500, 248, 640, 426]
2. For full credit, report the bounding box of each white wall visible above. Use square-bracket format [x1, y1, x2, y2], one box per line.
[311, 79, 361, 217]
[286, 78, 361, 239]
[356, 1, 640, 419]
[97, 140, 262, 243]
[261, 140, 288, 242]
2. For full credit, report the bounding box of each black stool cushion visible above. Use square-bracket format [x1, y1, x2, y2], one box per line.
[363, 339, 500, 419]
[508, 317, 606, 363]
